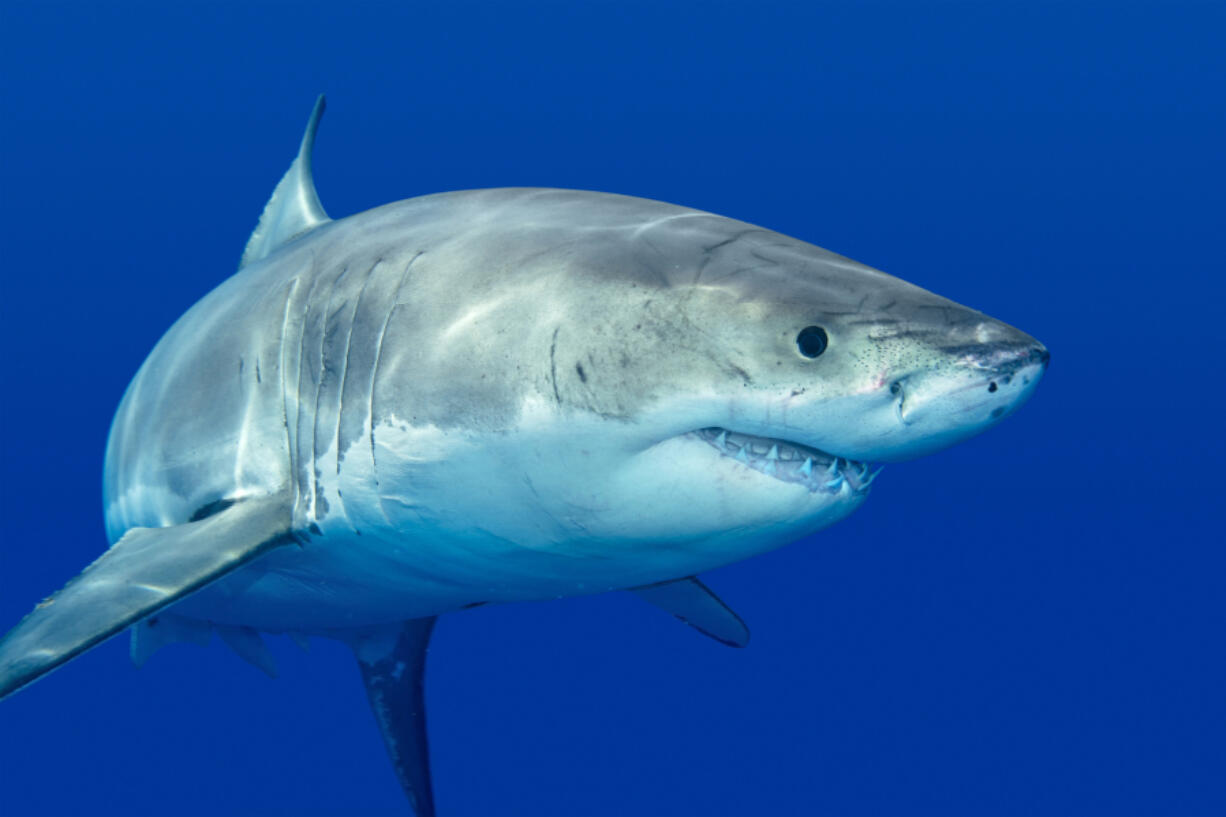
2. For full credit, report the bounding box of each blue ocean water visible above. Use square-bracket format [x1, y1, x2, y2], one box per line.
[1, 1, 1222, 815]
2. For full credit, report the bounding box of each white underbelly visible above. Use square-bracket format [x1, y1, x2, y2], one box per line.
[166, 521, 672, 633]
[169, 529, 482, 632]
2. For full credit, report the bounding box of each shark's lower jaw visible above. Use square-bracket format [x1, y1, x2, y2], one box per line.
[693, 427, 881, 495]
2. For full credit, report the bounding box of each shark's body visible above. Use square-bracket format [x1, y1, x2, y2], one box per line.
[107, 188, 859, 630]
[0, 98, 1048, 815]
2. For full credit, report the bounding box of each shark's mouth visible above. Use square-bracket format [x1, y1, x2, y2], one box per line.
[693, 427, 881, 495]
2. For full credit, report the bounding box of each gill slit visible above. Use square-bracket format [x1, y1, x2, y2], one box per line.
[276, 279, 300, 496]
[292, 264, 329, 527]
[369, 251, 424, 527]
[309, 263, 352, 524]
[330, 258, 380, 531]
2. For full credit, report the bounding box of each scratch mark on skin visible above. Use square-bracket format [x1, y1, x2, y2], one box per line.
[727, 362, 753, 385]
[913, 303, 958, 325]
[575, 362, 587, 383]
[749, 249, 781, 269]
[847, 317, 901, 327]
[701, 229, 762, 255]
[633, 255, 673, 290]
[694, 229, 767, 284]
[549, 327, 561, 405]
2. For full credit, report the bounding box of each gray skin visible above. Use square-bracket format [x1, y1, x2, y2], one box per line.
[102, 186, 1046, 633]
[0, 100, 1048, 817]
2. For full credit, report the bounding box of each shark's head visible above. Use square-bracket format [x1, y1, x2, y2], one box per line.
[370, 191, 1048, 588]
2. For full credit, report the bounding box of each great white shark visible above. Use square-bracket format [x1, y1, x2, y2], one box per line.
[0, 97, 1048, 815]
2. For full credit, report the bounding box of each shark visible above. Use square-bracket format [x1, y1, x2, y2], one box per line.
[0, 96, 1048, 815]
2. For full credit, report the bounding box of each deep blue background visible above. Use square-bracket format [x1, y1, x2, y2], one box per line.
[1, 2, 1223, 815]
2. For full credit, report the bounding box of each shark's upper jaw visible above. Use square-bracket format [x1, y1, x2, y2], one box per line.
[690, 427, 880, 495]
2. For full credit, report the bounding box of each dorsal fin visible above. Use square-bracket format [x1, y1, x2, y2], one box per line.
[240, 94, 331, 269]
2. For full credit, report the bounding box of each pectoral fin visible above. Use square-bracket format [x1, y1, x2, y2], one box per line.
[0, 492, 293, 700]
[631, 577, 750, 648]
[350, 618, 438, 817]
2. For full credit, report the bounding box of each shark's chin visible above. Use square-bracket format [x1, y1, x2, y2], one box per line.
[688, 427, 882, 496]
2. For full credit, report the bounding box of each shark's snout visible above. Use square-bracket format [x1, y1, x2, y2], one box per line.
[979, 338, 1049, 391]
[882, 334, 1048, 460]
[973, 339, 1050, 377]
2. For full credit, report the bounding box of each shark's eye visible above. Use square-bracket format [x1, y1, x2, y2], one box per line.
[796, 326, 828, 358]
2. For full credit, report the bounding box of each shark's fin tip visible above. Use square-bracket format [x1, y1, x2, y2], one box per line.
[0, 492, 292, 701]
[239, 96, 332, 270]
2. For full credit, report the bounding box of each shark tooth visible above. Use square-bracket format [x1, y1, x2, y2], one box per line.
[799, 458, 814, 477]
[715, 430, 727, 449]
[766, 444, 779, 460]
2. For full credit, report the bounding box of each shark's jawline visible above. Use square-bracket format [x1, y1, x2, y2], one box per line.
[690, 427, 880, 494]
